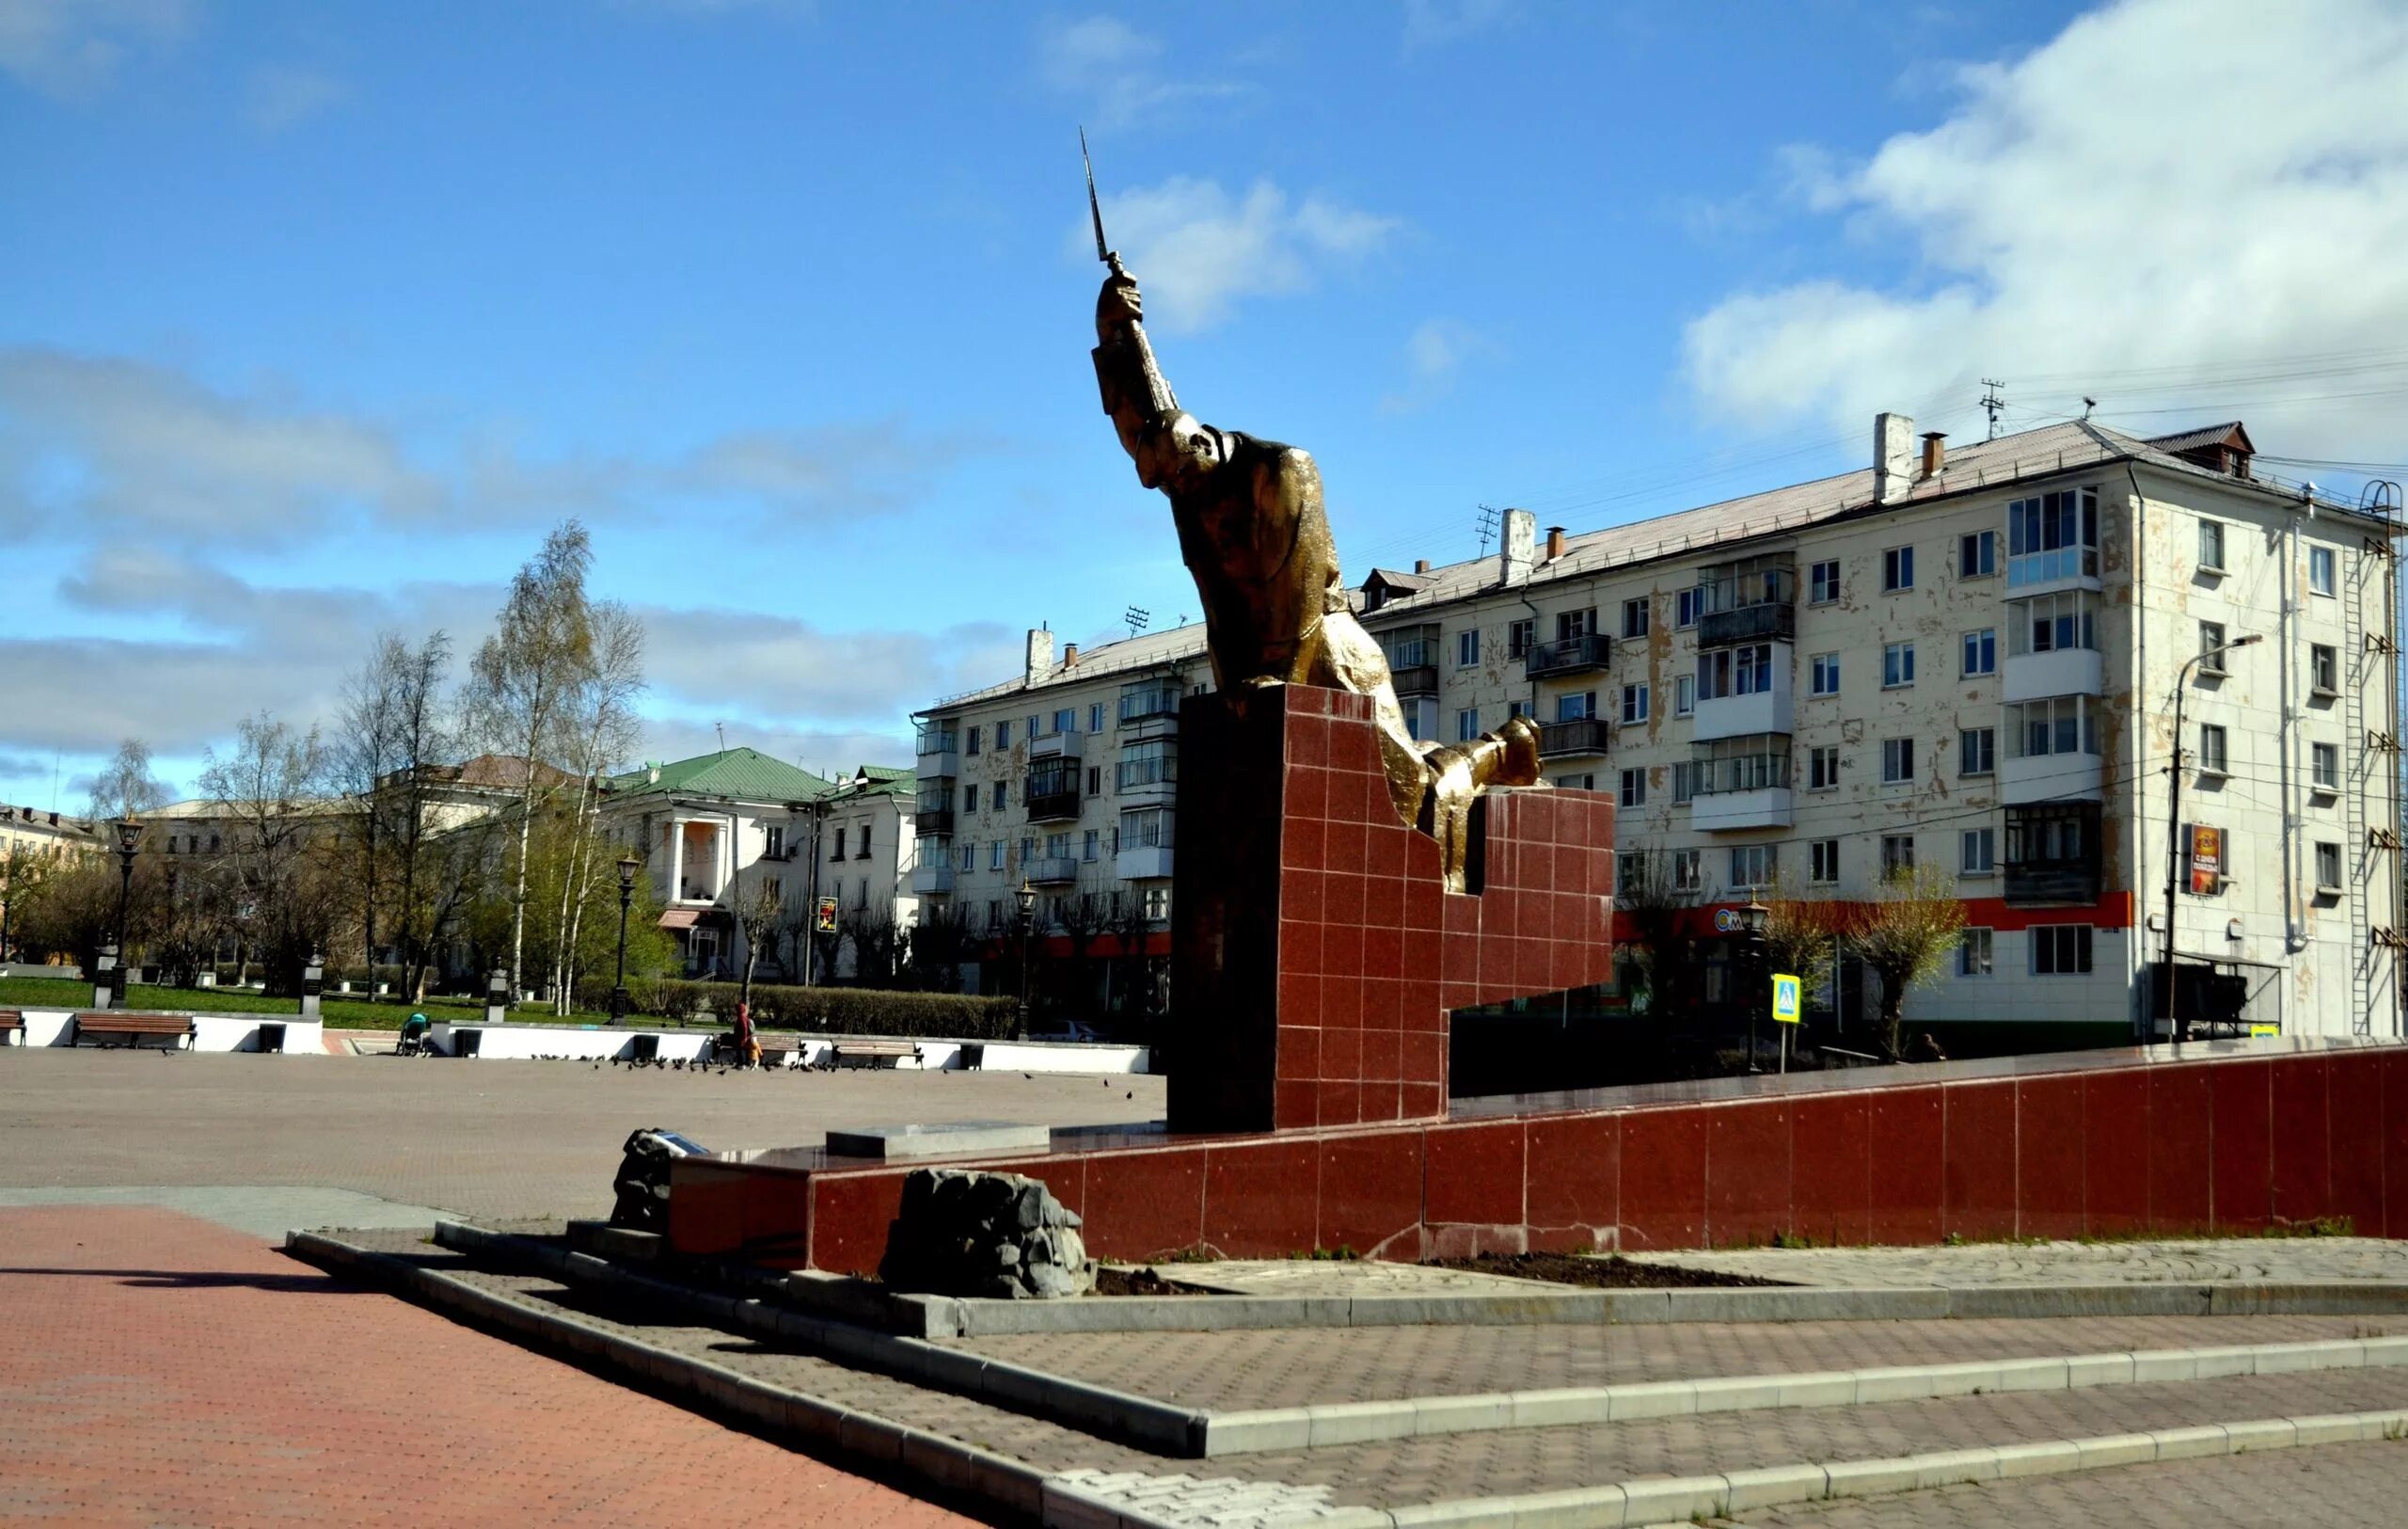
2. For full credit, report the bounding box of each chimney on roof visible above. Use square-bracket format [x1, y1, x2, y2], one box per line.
[1413, 558, 1429, 574]
[1920, 431, 1947, 479]
[1025, 627, 1055, 683]
[1499, 508, 1537, 585]
[1545, 525, 1566, 561]
[1875, 412, 1916, 505]
[1062, 642, 1079, 667]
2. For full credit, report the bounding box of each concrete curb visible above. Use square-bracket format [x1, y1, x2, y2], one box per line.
[429, 1220, 1210, 1457]
[905, 1279, 2408, 1337]
[1194, 1333, 2408, 1456]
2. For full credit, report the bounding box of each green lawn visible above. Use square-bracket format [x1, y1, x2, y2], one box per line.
[0, 974, 716, 1032]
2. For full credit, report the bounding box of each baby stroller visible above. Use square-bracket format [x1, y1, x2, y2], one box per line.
[395, 1011, 432, 1057]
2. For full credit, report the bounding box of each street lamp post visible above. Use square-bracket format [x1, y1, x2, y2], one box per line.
[107, 818, 143, 1009]
[611, 852, 640, 1024]
[2164, 632, 2261, 1047]
[1015, 877, 1038, 1026]
[1738, 898, 1769, 1073]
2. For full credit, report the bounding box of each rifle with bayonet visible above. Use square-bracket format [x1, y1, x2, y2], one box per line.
[1085, 128, 1180, 420]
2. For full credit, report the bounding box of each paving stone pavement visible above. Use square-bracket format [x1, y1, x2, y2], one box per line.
[0, 1205, 970, 1528]
[1158, 1257, 1567, 1295]
[946, 1312, 2408, 1411]
[1625, 1237, 2408, 1287]
[1722, 1438, 2408, 1528]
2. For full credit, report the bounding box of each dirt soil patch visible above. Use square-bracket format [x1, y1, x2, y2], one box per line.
[1424, 1251, 1791, 1288]
[1095, 1266, 1212, 1297]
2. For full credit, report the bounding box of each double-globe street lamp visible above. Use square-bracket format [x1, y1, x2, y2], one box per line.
[2163, 631, 2261, 1047]
[1015, 876, 1038, 1025]
[105, 817, 143, 1009]
[610, 852, 641, 1024]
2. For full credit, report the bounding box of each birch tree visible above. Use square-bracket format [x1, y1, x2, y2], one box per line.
[87, 738, 168, 822]
[198, 711, 336, 991]
[546, 600, 644, 1012]
[337, 631, 456, 1002]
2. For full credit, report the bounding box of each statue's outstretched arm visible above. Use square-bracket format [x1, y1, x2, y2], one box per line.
[1094, 263, 1180, 452]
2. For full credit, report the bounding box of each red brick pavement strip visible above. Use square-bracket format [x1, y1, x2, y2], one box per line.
[0, 1207, 974, 1528]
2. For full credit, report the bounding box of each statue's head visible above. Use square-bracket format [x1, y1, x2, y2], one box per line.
[1122, 409, 1219, 491]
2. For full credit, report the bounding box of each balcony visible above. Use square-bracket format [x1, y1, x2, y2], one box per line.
[1026, 758, 1081, 822]
[1998, 750, 2102, 804]
[2004, 802, 2102, 904]
[914, 726, 958, 780]
[2003, 647, 2104, 704]
[1526, 632, 1610, 679]
[1698, 600, 1796, 647]
[1026, 855, 1080, 885]
[912, 805, 954, 837]
[1116, 844, 1175, 881]
[1116, 751, 1178, 807]
[2004, 859, 2100, 905]
[1390, 663, 1439, 697]
[1029, 727, 1085, 761]
[1537, 718, 1609, 758]
[1690, 787, 1794, 832]
[1025, 789, 1081, 822]
[909, 864, 955, 896]
[2006, 546, 2100, 596]
[1117, 685, 1181, 743]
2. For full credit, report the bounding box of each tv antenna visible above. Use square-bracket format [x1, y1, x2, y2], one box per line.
[2082, 396, 2098, 421]
[1123, 605, 1150, 638]
[715, 721, 727, 757]
[1979, 378, 2004, 441]
[1474, 503, 1502, 556]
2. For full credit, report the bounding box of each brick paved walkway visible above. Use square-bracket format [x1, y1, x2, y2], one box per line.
[1629, 1237, 2408, 1287]
[0, 1206, 971, 1527]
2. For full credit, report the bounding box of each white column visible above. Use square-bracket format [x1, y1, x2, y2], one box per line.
[669, 820, 685, 901]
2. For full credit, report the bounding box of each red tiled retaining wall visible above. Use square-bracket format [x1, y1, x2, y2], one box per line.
[670, 1043, 2408, 1274]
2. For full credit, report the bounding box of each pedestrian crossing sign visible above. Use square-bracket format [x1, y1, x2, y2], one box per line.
[1771, 972, 1802, 1025]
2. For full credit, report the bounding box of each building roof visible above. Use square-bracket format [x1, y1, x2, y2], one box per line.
[822, 764, 916, 805]
[2147, 422, 2256, 456]
[606, 747, 836, 806]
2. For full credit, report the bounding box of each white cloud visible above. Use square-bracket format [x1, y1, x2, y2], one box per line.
[243, 65, 348, 134]
[0, 0, 188, 97]
[1037, 14, 1244, 130]
[0, 347, 981, 549]
[1401, 0, 1515, 50]
[1683, 0, 2408, 461]
[1381, 318, 1494, 413]
[1078, 177, 1401, 333]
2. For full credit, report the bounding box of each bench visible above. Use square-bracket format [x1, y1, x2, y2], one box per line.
[826, 1038, 920, 1071]
[755, 1034, 806, 1069]
[0, 1010, 21, 1046]
[71, 1012, 194, 1051]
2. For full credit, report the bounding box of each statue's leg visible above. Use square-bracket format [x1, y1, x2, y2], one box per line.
[1307, 611, 1430, 828]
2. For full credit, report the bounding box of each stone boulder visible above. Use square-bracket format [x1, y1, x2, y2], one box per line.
[877, 1167, 1095, 1299]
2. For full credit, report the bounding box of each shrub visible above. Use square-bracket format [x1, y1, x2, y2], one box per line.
[574, 977, 1022, 1040]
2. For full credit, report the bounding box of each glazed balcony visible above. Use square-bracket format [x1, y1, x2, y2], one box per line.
[1525, 632, 1610, 679]
[1026, 855, 1081, 885]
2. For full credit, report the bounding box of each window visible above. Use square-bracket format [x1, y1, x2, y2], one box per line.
[1619, 768, 1647, 807]
[1694, 734, 1791, 794]
[1882, 737, 1916, 784]
[1621, 684, 1650, 725]
[1810, 652, 1840, 695]
[1083, 765, 1100, 796]
[2031, 924, 2094, 975]
[1089, 702, 1105, 733]
[1555, 690, 1595, 722]
[2317, 840, 2343, 892]
[963, 783, 979, 813]
[1045, 831, 1071, 860]
[965, 725, 982, 757]
[2198, 724, 2228, 775]
[831, 828, 848, 861]
[993, 781, 1009, 809]
[1121, 807, 1172, 850]
[1671, 849, 1703, 891]
[1144, 886, 1171, 922]
[994, 720, 1011, 748]
[1671, 761, 1697, 804]
[1508, 617, 1534, 658]
[1083, 829, 1101, 861]
[1809, 559, 1841, 604]
[1622, 597, 1651, 639]
[1046, 707, 1070, 735]
[2008, 591, 2099, 655]
[1555, 608, 1594, 641]
[1440, 707, 1473, 743]
[2313, 644, 2339, 694]
[1960, 727, 1996, 776]
[2006, 486, 2099, 586]
[1456, 629, 1480, 666]
[1020, 836, 1037, 865]
[990, 841, 1006, 870]
[1883, 546, 1915, 591]
[1961, 827, 1995, 875]
[2198, 518, 2226, 571]
[2310, 546, 2337, 596]
[957, 841, 976, 871]
[1881, 834, 1915, 875]
[1404, 696, 1436, 741]
[1697, 641, 1774, 700]
[1728, 843, 1777, 889]
[1959, 530, 1998, 578]
[1810, 838, 1840, 884]
[1674, 675, 1695, 717]
[2313, 741, 2340, 792]
[1961, 628, 1996, 677]
[1883, 641, 1916, 688]
[2010, 696, 2098, 757]
[1675, 587, 1702, 628]
[856, 825, 872, 859]
[2198, 620, 2227, 673]
[764, 825, 784, 859]
[1809, 744, 1840, 789]
[1959, 928, 1994, 978]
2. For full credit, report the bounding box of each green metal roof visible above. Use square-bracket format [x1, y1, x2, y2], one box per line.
[608, 747, 837, 804]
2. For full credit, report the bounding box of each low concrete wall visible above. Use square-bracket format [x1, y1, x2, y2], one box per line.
[423, 1023, 1149, 1074]
[8, 1008, 322, 1053]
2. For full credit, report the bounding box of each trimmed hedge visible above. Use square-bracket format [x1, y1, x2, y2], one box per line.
[575, 976, 1022, 1040]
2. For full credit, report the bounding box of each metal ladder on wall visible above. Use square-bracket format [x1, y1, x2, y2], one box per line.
[2344, 555, 2374, 1035]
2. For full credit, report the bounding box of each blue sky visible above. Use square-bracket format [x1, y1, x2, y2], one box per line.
[4, 0, 2403, 804]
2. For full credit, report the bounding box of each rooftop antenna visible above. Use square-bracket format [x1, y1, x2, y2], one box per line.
[1123, 605, 1150, 638]
[2082, 396, 2097, 421]
[1474, 502, 1501, 556]
[1979, 378, 2004, 441]
[714, 721, 727, 757]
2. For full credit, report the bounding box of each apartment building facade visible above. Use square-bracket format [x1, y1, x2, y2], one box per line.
[913, 416, 2404, 1040]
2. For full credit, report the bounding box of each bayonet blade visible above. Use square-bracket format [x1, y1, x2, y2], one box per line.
[1081, 126, 1111, 263]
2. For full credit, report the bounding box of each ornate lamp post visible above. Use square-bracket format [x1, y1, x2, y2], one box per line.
[611, 852, 641, 1024]
[2164, 631, 2260, 1047]
[106, 817, 143, 1009]
[1737, 897, 1769, 1072]
[1015, 876, 1038, 1022]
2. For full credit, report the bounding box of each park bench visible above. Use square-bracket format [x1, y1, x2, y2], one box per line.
[0, 1010, 22, 1045]
[71, 1012, 194, 1051]
[755, 1034, 806, 1069]
[826, 1038, 920, 1071]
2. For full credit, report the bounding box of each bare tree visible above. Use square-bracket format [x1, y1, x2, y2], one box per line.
[905, 900, 971, 992]
[839, 905, 903, 989]
[336, 632, 455, 1000]
[546, 601, 645, 1013]
[735, 875, 784, 1011]
[464, 520, 597, 998]
[87, 739, 168, 822]
[1760, 868, 1842, 1010]
[0, 834, 70, 963]
[197, 712, 336, 991]
[1838, 865, 1968, 1061]
[1614, 846, 1704, 1022]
